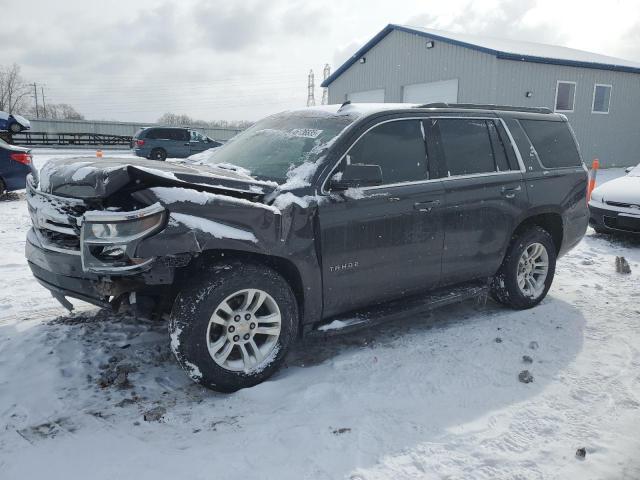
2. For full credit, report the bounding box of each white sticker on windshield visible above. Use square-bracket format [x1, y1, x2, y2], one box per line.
[289, 128, 322, 138]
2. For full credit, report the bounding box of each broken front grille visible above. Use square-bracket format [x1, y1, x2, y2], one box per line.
[27, 181, 87, 254]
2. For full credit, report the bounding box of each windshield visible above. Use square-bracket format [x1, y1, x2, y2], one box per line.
[204, 111, 353, 182]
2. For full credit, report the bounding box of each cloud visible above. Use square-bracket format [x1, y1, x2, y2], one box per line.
[195, 1, 273, 52]
[405, 0, 567, 45]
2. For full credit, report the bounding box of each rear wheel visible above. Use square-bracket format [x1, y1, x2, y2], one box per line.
[149, 148, 167, 161]
[169, 262, 298, 392]
[491, 226, 556, 309]
[0, 177, 6, 198]
[9, 122, 21, 133]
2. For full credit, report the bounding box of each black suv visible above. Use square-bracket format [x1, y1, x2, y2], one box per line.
[25, 103, 588, 392]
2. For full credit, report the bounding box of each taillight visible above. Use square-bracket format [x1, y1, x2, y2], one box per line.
[135, 139, 145, 147]
[10, 152, 31, 165]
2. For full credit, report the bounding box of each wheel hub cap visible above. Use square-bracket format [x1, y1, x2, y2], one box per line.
[517, 242, 549, 299]
[206, 289, 282, 373]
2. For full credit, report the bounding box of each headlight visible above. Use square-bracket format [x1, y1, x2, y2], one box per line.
[82, 203, 165, 244]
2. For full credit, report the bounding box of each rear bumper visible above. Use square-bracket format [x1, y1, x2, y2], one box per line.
[589, 203, 640, 234]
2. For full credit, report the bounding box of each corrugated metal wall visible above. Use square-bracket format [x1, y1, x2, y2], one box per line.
[27, 119, 242, 142]
[328, 29, 640, 167]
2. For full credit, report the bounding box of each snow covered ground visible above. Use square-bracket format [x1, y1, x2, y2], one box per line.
[1, 152, 639, 479]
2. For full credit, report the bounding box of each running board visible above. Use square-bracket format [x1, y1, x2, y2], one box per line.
[311, 281, 489, 336]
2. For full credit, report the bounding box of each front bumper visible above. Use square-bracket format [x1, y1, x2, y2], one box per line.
[589, 202, 640, 234]
[26, 229, 110, 307]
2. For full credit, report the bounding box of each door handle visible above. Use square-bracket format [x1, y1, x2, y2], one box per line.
[501, 185, 522, 199]
[414, 200, 441, 212]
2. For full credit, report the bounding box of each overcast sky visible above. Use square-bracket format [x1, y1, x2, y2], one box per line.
[2, 0, 639, 122]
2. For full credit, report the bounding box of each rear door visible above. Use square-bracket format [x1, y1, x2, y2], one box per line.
[428, 116, 528, 285]
[318, 118, 445, 317]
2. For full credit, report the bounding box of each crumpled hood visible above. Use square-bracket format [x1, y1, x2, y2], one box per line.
[593, 175, 640, 204]
[35, 156, 278, 200]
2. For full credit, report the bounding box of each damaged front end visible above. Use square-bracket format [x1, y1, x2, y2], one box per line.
[25, 157, 287, 314]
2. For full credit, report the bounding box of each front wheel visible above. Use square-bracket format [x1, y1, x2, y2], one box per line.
[169, 262, 298, 392]
[9, 122, 21, 133]
[491, 226, 557, 309]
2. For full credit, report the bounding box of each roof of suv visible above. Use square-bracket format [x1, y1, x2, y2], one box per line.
[303, 102, 560, 121]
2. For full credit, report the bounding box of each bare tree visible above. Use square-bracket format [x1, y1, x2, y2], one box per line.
[157, 112, 252, 129]
[0, 64, 31, 114]
[21, 102, 85, 120]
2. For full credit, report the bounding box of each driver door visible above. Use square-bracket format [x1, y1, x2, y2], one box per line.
[318, 119, 445, 317]
[189, 130, 210, 154]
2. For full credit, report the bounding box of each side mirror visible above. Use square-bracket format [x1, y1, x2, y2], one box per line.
[625, 166, 634, 174]
[329, 164, 383, 190]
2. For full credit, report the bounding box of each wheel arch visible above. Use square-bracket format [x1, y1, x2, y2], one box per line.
[182, 249, 308, 333]
[512, 212, 564, 254]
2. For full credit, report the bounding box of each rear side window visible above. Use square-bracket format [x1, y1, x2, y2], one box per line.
[348, 120, 427, 184]
[147, 129, 170, 139]
[435, 119, 495, 176]
[519, 120, 581, 168]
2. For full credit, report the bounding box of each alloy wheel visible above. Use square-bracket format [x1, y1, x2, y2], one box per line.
[206, 289, 282, 372]
[517, 242, 549, 299]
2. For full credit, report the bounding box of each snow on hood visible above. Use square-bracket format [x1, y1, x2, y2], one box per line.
[592, 175, 640, 204]
[35, 156, 278, 200]
[170, 212, 257, 243]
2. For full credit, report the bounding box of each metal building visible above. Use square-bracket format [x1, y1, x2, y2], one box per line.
[322, 24, 640, 167]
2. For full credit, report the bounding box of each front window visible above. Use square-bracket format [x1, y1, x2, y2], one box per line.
[347, 120, 427, 184]
[555, 81, 576, 112]
[204, 111, 354, 183]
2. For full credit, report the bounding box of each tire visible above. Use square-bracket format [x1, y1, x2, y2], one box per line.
[149, 148, 167, 161]
[490, 226, 557, 310]
[0, 177, 6, 198]
[9, 122, 21, 133]
[169, 262, 299, 392]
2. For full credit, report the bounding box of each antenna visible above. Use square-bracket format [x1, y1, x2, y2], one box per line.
[321, 64, 330, 105]
[306, 69, 316, 107]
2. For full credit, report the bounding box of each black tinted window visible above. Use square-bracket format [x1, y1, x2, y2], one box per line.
[348, 120, 426, 184]
[436, 119, 495, 176]
[520, 120, 581, 168]
[147, 128, 172, 140]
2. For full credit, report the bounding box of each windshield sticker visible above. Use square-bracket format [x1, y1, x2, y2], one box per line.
[289, 128, 323, 139]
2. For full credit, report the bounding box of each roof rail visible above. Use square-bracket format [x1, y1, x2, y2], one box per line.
[414, 103, 553, 114]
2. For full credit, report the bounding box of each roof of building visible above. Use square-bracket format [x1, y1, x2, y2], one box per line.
[321, 24, 640, 87]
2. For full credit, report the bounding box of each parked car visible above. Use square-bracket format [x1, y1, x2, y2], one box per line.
[25, 103, 588, 392]
[0, 111, 31, 133]
[0, 138, 32, 195]
[132, 127, 222, 161]
[589, 163, 640, 234]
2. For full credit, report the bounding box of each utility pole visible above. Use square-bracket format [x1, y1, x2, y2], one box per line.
[321, 64, 330, 105]
[41, 86, 47, 118]
[32, 83, 39, 119]
[306, 69, 316, 107]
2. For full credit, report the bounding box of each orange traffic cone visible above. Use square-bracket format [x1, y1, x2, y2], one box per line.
[587, 159, 599, 201]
